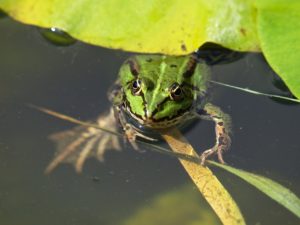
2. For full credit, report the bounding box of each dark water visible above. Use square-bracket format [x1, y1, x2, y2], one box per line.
[0, 18, 299, 225]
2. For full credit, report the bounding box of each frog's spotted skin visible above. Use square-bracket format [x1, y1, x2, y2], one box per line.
[117, 54, 209, 128]
[112, 54, 231, 163]
[46, 54, 232, 173]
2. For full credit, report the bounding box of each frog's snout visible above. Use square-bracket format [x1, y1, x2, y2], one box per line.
[145, 109, 153, 120]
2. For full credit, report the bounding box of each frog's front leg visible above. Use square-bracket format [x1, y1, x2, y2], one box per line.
[110, 83, 155, 151]
[198, 103, 232, 165]
[113, 106, 156, 150]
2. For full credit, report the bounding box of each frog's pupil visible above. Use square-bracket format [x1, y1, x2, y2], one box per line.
[133, 80, 139, 89]
[174, 88, 181, 96]
[132, 79, 142, 95]
[170, 83, 183, 101]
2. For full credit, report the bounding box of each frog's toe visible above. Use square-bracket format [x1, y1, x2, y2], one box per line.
[200, 147, 218, 165]
[200, 143, 228, 165]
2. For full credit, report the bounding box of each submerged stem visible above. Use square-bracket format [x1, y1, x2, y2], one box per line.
[209, 80, 300, 103]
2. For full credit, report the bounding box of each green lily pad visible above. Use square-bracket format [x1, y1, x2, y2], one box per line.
[0, 0, 299, 99]
[256, 0, 300, 98]
[0, 0, 259, 54]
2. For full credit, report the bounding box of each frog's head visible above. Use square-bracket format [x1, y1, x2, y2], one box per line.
[119, 54, 209, 128]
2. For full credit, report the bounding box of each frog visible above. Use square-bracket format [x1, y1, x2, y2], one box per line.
[45, 54, 231, 173]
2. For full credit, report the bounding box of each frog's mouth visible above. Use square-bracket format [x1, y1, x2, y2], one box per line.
[122, 104, 195, 129]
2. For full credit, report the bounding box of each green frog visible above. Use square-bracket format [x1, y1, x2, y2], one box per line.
[46, 54, 231, 173]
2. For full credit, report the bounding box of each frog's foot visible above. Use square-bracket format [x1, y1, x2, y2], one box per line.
[200, 133, 231, 165]
[46, 109, 120, 174]
[198, 103, 232, 165]
[123, 123, 156, 152]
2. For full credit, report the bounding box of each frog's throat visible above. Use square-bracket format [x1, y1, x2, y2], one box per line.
[122, 104, 195, 129]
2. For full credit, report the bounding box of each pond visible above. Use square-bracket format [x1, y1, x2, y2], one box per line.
[0, 17, 299, 225]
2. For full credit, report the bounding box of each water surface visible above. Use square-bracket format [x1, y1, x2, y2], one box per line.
[0, 18, 299, 225]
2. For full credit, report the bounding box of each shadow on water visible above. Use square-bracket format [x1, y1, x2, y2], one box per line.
[0, 18, 299, 225]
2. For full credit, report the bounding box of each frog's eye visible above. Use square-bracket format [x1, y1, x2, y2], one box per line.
[131, 79, 142, 95]
[170, 83, 183, 101]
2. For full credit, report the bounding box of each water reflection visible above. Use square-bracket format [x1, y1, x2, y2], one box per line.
[0, 17, 299, 225]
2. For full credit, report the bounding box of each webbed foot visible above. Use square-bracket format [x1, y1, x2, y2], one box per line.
[200, 132, 231, 165]
[123, 123, 156, 151]
[198, 103, 232, 165]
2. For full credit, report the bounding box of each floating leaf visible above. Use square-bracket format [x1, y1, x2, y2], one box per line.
[256, 0, 300, 99]
[0, 0, 259, 54]
[161, 129, 245, 225]
[1, 0, 299, 98]
[210, 161, 300, 218]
